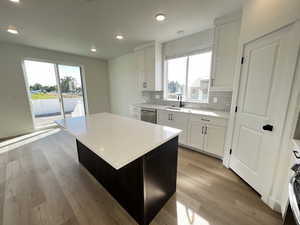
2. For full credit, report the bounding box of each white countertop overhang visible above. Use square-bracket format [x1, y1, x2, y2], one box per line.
[56, 113, 181, 170]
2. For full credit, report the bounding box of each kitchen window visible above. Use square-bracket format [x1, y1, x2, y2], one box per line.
[165, 50, 212, 103]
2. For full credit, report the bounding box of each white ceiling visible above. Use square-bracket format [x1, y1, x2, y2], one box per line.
[0, 0, 247, 59]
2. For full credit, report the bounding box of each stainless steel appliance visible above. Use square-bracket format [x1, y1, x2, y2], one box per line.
[141, 108, 157, 124]
[283, 162, 300, 225]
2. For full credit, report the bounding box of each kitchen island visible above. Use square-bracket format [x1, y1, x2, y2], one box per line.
[56, 113, 181, 225]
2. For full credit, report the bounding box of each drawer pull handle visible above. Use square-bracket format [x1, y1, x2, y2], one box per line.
[201, 119, 210, 122]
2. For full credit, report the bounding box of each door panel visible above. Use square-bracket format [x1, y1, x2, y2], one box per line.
[235, 125, 262, 171]
[243, 42, 279, 116]
[230, 25, 296, 195]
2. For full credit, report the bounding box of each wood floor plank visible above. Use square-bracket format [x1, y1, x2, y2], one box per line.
[0, 130, 282, 225]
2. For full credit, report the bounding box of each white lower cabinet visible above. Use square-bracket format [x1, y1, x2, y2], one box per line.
[188, 120, 206, 149]
[188, 116, 227, 158]
[157, 110, 227, 158]
[129, 106, 141, 120]
[157, 110, 188, 145]
[204, 124, 226, 157]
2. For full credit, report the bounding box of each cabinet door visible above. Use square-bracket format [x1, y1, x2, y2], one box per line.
[170, 112, 188, 145]
[144, 46, 155, 90]
[188, 121, 205, 150]
[204, 124, 226, 157]
[135, 49, 145, 90]
[212, 20, 241, 89]
[157, 110, 172, 126]
[157, 110, 188, 145]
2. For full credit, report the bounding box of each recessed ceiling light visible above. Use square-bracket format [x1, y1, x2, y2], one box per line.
[7, 26, 19, 34]
[10, 0, 20, 3]
[90, 47, 97, 52]
[155, 13, 166, 22]
[115, 34, 124, 40]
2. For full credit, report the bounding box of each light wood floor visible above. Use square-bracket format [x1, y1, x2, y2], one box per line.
[0, 130, 282, 225]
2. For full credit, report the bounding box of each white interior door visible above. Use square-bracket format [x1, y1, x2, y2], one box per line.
[230, 25, 296, 196]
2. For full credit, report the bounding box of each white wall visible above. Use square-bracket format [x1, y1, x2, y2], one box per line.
[108, 53, 144, 117]
[274, 54, 300, 214]
[240, 0, 300, 43]
[0, 42, 110, 138]
[163, 29, 213, 59]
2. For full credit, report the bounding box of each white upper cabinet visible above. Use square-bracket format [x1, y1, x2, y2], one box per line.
[211, 13, 241, 91]
[134, 42, 162, 91]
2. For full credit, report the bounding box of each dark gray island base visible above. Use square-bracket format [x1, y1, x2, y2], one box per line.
[76, 136, 178, 225]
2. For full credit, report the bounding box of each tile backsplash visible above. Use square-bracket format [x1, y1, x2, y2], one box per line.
[142, 91, 232, 112]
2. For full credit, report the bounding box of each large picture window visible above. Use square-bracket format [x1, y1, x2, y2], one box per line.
[165, 50, 212, 103]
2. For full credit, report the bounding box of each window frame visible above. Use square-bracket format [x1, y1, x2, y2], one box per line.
[164, 48, 212, 103]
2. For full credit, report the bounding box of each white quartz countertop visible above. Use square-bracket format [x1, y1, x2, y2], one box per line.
[56, 113, 181, 170]
[134, 103, 230, 119]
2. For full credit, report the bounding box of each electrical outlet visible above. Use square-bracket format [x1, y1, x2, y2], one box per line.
[155, 94, 161, 99]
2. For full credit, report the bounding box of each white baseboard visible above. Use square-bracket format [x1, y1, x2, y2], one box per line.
[262, 195, 282, 214]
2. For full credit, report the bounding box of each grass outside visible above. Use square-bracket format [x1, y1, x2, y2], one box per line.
[31, 93, 82, 100]
[31, 93, 57, 100]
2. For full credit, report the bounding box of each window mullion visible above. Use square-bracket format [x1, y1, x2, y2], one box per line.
[185, 56, 189, 100]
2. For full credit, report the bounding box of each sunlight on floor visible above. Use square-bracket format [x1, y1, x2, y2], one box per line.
[0, 128, 60, 153]
[176, 201, 210, 225]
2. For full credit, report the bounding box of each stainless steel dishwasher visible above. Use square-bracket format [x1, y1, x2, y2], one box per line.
[140, 108, 157, 124]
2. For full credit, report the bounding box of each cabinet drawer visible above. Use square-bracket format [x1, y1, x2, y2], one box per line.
[190, 114, 227, 127]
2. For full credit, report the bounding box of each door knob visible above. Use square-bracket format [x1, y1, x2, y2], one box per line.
[262, 124, 273, 131]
